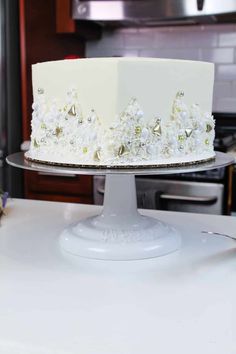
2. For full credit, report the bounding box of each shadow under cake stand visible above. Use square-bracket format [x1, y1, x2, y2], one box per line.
[7, 152, 234, 261]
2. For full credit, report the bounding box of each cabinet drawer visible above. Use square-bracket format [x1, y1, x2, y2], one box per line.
[25, 171, 93, 197]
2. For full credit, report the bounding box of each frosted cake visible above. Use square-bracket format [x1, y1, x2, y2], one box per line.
[26, 58, 215, 167]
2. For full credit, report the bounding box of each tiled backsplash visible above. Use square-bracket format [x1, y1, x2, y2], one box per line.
[86, 25, 236, 112]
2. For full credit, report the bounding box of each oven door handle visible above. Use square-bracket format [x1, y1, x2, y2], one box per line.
[97, 187, 105, 195]
[38, 172, 76, 178]
[159, 193, 217, 204]
[98, 187, 217, 205]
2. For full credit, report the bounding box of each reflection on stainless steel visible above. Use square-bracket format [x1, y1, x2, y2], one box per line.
[72, 0, 236, 25]
[201, 230, 236, 241]
[94, 176, 225, 214]
[6, 152, 234, 176]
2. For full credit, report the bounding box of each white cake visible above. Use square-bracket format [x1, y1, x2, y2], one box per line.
[26, 58, 215, 167]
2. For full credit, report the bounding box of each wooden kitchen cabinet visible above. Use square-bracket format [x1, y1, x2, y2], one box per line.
[56, 0, 102, 39]
[19, 0, 94, 203]
[24, 171, 93, 203]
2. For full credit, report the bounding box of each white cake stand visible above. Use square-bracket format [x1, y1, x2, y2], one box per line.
[7, 152, 234, 260]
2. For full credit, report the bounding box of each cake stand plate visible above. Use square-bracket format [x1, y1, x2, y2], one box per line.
[7, 152, 234, 260]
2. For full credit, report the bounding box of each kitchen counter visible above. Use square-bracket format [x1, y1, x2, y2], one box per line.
[0, 198, 236, 354]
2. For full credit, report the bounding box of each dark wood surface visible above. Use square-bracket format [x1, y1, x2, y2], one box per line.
[24, 170, 93, 203]
[19, 0, 94, 203]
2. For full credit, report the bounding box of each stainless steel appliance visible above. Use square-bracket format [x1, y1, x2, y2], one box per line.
[72, 0, 236, 27]
[0, 0, 23, 196]
[93, 174, 225, 215]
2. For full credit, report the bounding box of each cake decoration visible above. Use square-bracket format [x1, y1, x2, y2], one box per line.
[206, 124, 212, 133]
[185, 128, 192, 138]
[29, 88, 215, 165]
[68, 104, 76, 116]
[152, 119, 162, 136]
[94, 149, 101, 162]
[37, 88, 44, 95]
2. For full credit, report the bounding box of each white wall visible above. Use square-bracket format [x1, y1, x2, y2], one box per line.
[86, 24, 236, 112]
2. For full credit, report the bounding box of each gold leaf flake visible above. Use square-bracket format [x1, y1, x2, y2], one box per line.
[185, 128, 192, 138]
[68, 104, 76, 116]
[33, 139, 39, 148]
[55, 127, 63, 137]
[118, 145, 126, 157]
[206, 124, 212, 133]
[176, 90, 184, 98]
[41, 123, 46, 129]
[153, 120, 162, 136]
[94, 149, 101, 161]
[83, 147, 88, 154]
[205, 138, 209, 145]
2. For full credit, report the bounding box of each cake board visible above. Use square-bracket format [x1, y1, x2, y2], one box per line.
[7, 152, 234, 261]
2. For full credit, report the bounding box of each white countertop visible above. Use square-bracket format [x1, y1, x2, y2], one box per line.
[0, 198, 236, 354]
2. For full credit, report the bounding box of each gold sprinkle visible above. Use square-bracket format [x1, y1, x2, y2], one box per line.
[185, 128, 192, 138]
[205, 138, 209, 145]
[55, 127, 63, 137]
[178, 135, 185, 142]
[135, 126, 142, 135]
[68, 104, 76, 116]
[83, 147, 88, 154]
[153, 120, 162, 136]
[94, 149, 101, 161]
[206, 124, 212, 133]
[41, 123, 46, 129]
[118, 145, 126, 157]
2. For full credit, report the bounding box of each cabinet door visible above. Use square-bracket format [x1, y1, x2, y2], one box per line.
[25, 171, 93, 204]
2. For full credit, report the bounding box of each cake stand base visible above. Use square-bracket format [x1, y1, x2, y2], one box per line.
[59, 175, 181, 260]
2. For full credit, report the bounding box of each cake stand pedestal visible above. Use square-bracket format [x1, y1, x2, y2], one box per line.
[7, 152, 234, 260]
[60, 174, 181, 260]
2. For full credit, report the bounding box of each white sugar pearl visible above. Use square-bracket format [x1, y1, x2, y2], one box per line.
[147, 145, 155, 155]
[136, 110, 144, 119]
[88, 113, 96, 123]
[180, 111, 187, 119]
[141, 127, 149, 140]
[90, 132, 97, 141]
